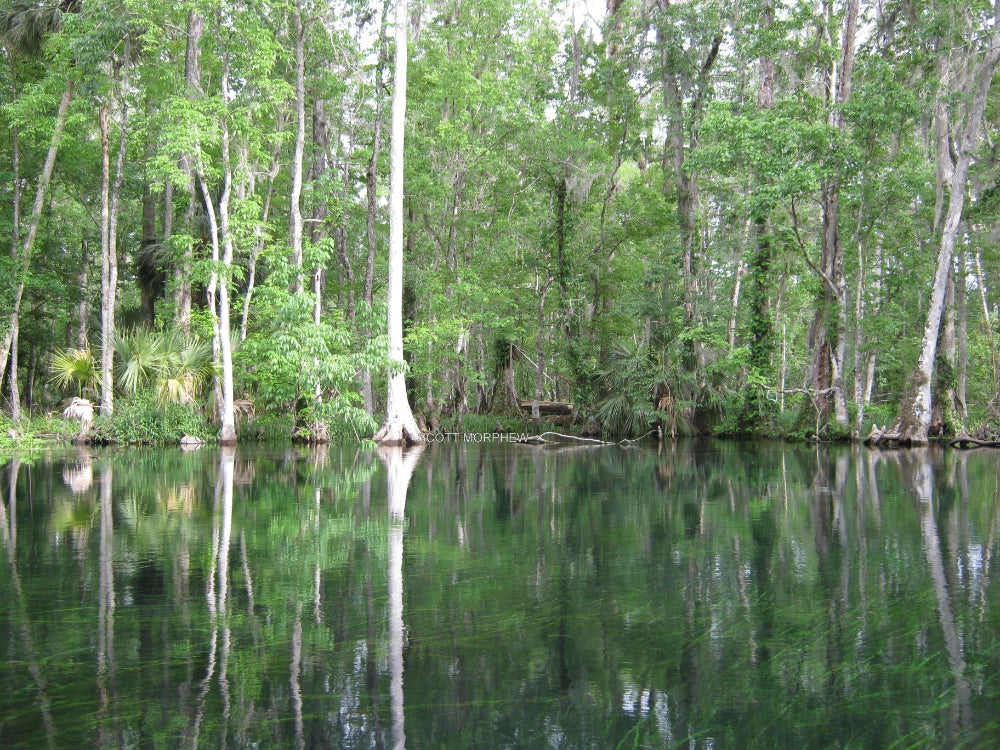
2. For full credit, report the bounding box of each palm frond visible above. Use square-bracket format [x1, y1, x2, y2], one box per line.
[49, 347, 97, 396]
[113, 327, 169, 394]
[0, 1, 69, 57]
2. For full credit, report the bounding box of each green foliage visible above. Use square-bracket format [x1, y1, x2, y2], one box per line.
[594, 338, 665, 437]
[94, 391, 211, 445]
[441, 412, 534, 435]
[238, 284, 381, 439]
[4, 0, 1000, 444]
[113, 328, 217, 406]
[48, 347, 98, 398]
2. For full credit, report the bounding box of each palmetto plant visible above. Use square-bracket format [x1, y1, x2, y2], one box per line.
[594, 335, 725, 438]
[594, 338, 665, 437]
[49, 347, 99, 397]
[112, 328, 218, 406]
[113, 327, 166, 395]
[157, 333, 217, 406]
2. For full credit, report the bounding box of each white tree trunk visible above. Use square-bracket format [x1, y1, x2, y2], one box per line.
[377, 444, 423, 750]
[1, 81, 73, 395]
[289, 2, 306, 294]
[374, 0, 422, 445]
[99, 107, 115, 417]
[216, 61, 237, 445]
[895, 18, 1000, 442]
[197, 68, 237, 446]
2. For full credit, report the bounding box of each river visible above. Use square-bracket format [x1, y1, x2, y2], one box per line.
[1, 440, 999, 748]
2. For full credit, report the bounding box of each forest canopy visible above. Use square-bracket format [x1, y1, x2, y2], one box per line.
[3, 0, 1000, 445]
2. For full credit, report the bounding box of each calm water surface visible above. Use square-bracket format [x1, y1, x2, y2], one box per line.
[2, 440, 1000, 748]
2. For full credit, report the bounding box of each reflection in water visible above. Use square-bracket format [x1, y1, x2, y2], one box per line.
[62, 449, 93, 494]
[2, 442, 1000, 748]
[189, 447, 235, 749]
[379, 444, 425, 750]
[2, 458, 56, 748]
[892, 449, 972, 739]
[96, 462, 117, 746]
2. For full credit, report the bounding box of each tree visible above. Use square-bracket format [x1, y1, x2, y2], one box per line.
[0, 0, 76, 412]
[806, 0, 858, 429]
[892, 1, 1000, 444]
[374, 0, 421, 446]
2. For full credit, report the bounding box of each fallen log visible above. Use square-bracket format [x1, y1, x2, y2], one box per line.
[948, 433, 1000, 449]
[862, 425, 909, 447]
[515, 431, 611, 445]
[518, 400, 574, 416]
[514, 430, 658, 447]
[863, 424, 886, 446]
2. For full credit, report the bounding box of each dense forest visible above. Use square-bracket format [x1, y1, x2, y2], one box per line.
[3, 0, 1000, 445]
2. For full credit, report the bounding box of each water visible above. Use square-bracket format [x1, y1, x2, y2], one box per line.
[2, 440, 1000, 748]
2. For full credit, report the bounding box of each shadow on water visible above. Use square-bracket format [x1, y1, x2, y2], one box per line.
[2, 441, 1000, 748]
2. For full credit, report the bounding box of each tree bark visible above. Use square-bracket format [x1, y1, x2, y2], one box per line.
[374, 0, 422, 446]
[807, 0, 857, 428]
[288, 1, 306, 295]
[175, 10, 203, 333]
[894, 13, 1000, 443]
[0, 80, 73, 397]
[99, 106, 115, 416]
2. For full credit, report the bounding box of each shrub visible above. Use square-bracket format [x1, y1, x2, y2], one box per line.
[95, 393, 212, 445]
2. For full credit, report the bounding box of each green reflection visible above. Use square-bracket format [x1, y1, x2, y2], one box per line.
[1, 441, 1000, 748]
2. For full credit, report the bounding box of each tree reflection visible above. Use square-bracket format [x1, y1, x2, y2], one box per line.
[189, 446, 235, 749]
[5, 443, 1000, 748]
[891, 448, 972, 739]
[96, 461, 119, 747]
[378, 444, 425, 750]
[1, 458, 56, 748]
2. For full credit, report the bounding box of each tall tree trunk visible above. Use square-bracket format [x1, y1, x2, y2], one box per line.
[853, 233, 883, 433]
[894, 12, 1000, 443]
[362, 0, 392, 415]
[99, 106, 115, 417]
[175, 10, 203, 333]
[655, 1, 721, 371]
[4, 117, 21, 413]
[100, 51, 130, 418]
[77, 240, 88, 348]
[140, 174, 157, 326]
[808, 0, 857, 429]
[289, 1, 306, 294]
[199, 43, 237, 445]
[1, 80, 73, 395]
[736, 3, 776, 433]
[374, 0, 422, 446]
[216, 91, 237, 445]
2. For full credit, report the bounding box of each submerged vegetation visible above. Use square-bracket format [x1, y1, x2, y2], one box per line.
[4, 0, 1000, 444]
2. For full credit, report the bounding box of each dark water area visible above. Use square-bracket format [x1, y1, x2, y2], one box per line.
[2, 440, 1000, 748]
